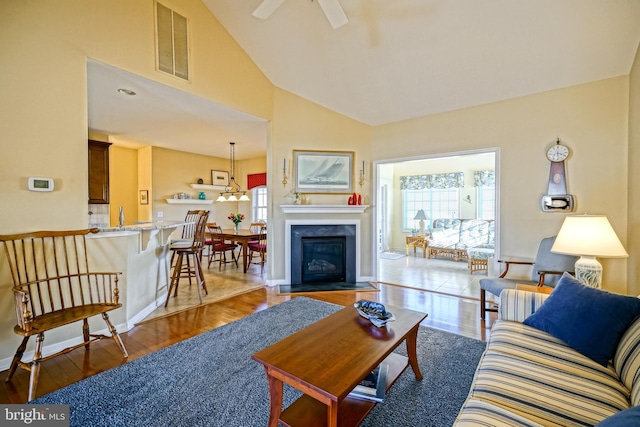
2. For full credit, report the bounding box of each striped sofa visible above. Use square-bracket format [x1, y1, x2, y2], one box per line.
[454, 289, 640, 426]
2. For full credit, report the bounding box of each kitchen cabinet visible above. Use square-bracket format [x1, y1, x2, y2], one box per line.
[88, 140, 111, 204]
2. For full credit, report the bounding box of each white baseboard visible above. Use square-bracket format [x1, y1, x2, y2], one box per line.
[0, 297, 164, 372]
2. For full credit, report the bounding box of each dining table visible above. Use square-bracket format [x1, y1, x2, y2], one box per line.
[219, 228, 263, 273]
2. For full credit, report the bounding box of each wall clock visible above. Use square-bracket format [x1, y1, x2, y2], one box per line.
[541, 139, 575, 212]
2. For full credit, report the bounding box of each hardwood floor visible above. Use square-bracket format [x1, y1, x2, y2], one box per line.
[0, 282, 497, 404]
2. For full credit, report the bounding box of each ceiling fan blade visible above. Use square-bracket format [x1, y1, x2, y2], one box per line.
[317, 0, 348, 29]
[252, 0, 287, 19]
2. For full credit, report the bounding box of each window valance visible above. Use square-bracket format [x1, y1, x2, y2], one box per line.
[400, 172, 464, 190]
[473, 170, 495, 187]
[247, 172, 266, 189]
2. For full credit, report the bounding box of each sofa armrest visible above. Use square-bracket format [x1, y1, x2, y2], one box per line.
[498, 289, 550, 323]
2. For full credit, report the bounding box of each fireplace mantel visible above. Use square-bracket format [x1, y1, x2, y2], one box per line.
[280, 204, 369, 214]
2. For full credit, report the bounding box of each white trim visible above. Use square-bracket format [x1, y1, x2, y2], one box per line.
[166, 199, 213, 204]
[280, 204, 368, 214]
[190, 183, 227, 191]
[0, 298, 162, 372]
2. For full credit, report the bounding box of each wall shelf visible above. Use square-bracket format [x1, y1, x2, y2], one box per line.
[190, 184, 227, 191]
[166, 199, 214, 205]
[280, 204, 369, 214]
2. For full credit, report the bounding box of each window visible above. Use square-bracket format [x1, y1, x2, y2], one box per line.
[473, 170, 495, 220]
[252, 186, 268, 223]
[403, 188, 459, 230]
[477, 187, 495, 220]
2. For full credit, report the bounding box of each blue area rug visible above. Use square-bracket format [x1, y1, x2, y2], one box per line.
[34, 297, 486, 426]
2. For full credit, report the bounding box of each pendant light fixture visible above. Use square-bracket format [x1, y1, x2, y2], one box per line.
[216, 142, 250, 202]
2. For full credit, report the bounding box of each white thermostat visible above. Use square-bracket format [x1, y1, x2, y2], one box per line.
[28, 177, 54, 192]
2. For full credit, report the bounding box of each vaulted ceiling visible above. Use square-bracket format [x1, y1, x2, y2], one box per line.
[205, 0, 640, 126]
[88, 1, 640, 157]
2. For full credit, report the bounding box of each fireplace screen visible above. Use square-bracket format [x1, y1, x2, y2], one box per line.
[301, 237, 346, 283]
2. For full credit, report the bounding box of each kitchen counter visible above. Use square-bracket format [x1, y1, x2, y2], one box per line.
[90, 221, 191, 251]
[97, 220, 191, 232]
[0, 221, 188, 370]
[88, 221, 188, 328]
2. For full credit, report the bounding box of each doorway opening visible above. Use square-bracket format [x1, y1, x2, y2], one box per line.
[374, 148, 499, 300]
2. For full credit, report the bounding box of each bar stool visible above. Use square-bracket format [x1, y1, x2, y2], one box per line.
[169, 210, 209, 285]
[165, 210, 209, 307]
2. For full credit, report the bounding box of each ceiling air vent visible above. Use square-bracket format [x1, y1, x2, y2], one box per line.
[155, 2, 189, 80]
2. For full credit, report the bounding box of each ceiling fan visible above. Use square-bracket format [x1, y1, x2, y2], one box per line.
[252, 0, 349, 29]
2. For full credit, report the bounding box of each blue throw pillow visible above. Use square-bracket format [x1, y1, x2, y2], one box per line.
[595, 406, 640, 426]
[523, 273, 640, 366]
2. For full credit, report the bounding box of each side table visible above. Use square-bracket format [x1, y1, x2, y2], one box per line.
[515, 284, 553, 294]
[406, 235, 428, 258]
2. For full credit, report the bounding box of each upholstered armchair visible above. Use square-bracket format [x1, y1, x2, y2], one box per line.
[479, 236, 578, 319]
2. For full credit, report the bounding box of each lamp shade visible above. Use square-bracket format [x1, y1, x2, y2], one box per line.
[413, 209, 427, 221]
[551, 215, 628, 258]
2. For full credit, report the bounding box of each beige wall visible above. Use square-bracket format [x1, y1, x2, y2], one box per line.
[373, 77, 630, 292]
[109, 146, 139, 227]
[151, 147, 265, 229]
[269, 89, 374, 281]
[0, 0, 272, 233]
[629, 42, 640, 295]
[0, 1, 637, 293]
[138, 146, 153, 223]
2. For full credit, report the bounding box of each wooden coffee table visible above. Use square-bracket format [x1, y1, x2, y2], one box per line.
[252, 303, 428, 427]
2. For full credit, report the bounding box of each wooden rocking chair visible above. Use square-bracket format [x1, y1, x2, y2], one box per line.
[0, 228, 128, 401]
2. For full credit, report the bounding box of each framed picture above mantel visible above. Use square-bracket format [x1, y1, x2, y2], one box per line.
[294, 150, 354, 194]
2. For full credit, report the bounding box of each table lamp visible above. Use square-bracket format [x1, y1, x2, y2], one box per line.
[551, 214, 628, 288]
[414, 210, 427, 236]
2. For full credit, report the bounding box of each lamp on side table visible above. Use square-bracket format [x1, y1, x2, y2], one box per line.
[551, 214, 628, 288]
[414, 209, 428, 236]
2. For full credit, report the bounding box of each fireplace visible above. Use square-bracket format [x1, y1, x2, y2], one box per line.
[289, 223, 357, 285]
[302, 236, 346, 283]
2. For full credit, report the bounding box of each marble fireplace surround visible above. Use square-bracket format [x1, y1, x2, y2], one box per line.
[285, 219, 361, 285]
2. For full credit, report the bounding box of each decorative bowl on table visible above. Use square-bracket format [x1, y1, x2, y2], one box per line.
[354, 300, 396, 327]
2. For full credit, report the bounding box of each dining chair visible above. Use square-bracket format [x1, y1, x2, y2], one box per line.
[204, 221, 216, 258]
[249, 222, 264, 236]
[165, 210, 209, 307]
[207, 224, 239, 271]
[248, 225, 267, 272]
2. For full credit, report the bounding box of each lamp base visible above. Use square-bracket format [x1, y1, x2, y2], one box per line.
[574, 256, 602, 288]
[419, 220, 425, 237]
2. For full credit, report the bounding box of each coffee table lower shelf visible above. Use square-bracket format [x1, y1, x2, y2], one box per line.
[279, 352, 408, 427]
